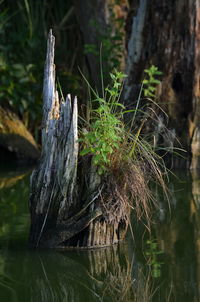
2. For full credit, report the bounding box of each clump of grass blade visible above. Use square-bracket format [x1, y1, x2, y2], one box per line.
[79, 69, 168, 228]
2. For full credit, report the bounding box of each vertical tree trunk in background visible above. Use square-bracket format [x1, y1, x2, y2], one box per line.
[190, 2, 200, 174]
[74, 0, 128, 91]
[124, 0, 200, 171]
[29, 30, 129, 248]
[74, 0, 108, 91]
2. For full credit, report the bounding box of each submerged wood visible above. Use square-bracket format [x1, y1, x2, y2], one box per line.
[29, 30, 128, 248]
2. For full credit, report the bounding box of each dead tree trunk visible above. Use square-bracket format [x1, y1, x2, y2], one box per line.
[74, 0, 129, 91]
[124, 0, 200, 171]
[29, 30, 129, 249]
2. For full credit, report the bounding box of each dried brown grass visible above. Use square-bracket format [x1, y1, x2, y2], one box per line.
[99, 133, 168, 229]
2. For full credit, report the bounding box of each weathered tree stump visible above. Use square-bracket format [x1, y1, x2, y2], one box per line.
[29, 30, 129, 249]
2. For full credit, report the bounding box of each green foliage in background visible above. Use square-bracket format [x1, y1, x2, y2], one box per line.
[143, 65, 162, 98]
[0, 0, 44, 129]
[0, 0, 126, 140]
[0, 0, 82, 135]
[0, 59, 41, 126]
[84, 7, 124, 80]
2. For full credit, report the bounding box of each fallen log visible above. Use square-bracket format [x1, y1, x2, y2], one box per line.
[0, 107, 39, 162]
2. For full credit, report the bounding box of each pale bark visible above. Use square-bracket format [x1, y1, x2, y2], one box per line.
[29, 30, 128, 248]
[29, 30, 81, 247]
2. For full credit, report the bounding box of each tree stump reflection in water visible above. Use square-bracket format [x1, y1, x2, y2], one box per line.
[3, 244, 157, 302]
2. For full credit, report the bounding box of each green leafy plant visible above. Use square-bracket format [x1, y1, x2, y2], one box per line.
[79, 70, 126, 175]
[143, 65, 162, 98]
[79, 68, 168, 225]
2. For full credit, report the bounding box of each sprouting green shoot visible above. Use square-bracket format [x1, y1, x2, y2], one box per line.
[79, 70, 127, 175]
[79, 67, 169, 227]
[143, 65, 162, 98]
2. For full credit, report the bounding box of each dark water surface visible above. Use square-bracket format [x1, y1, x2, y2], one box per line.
[0, 166, 199, 302]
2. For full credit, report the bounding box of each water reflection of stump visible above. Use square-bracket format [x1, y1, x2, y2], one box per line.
[0, 244, 160, 301]
[29, 245, 135, 302]
[87, 245, 133, 301]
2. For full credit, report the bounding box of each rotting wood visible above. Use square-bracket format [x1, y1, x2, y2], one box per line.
[29, 30, 129, 249]
[124, 0, 200, 170]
